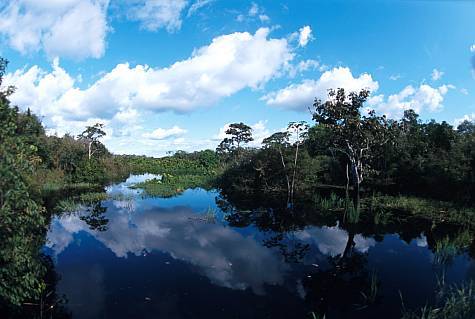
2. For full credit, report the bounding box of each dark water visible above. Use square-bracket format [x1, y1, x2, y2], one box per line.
[43, 175, 475, 319]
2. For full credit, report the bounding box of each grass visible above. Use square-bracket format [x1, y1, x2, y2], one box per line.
[313, 192, 347, 211]
[362, 195, 475, 226]
[401, 281, 475, 319]
[132, 173, 217, 198]
[55, 199, 84, 213]
[54, 191, 108, 213]
[433, 229, 471, 265]
[78, 192, 108, 203]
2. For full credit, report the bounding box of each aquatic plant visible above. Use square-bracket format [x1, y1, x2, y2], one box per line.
[54, 199, 83, 213]
[401, 281, 475, 319]
[433, 230, 471, 265]
[132, 174, 216, 198]
[78, 192, 108, 203]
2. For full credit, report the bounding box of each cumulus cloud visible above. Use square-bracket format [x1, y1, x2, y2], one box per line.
[126, 0, 188, 32]
[286, 59, 323, 77]
[142, 125, 187, 140]
[298, 25, 313, 47]
[5, 27, 293, 135]
[431, 68, 444, 81]
[375, 84, 453, 118]
[0, 0, 109, 59]
[262, 67, 378, 111]
[454, 113, 475, 127]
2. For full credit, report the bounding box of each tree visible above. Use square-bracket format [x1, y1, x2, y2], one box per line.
[226, 122, 253, 149]
[216, 122, 253, 163]
[287, 121, 309, 204]
[78, 123, 106, 160]
[0, 57, 47, 305]
[312, 88, 392, 204]
[263, 131, 291, 202]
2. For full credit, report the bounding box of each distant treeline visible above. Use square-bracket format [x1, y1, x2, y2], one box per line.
[215, 89, 475, 204]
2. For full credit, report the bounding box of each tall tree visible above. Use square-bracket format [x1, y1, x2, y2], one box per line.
[287, 121, 309, 204]
[263, 131, 291, 202]
[78, 123, 106, 160]
[312, 88, 392, 203]
[216, 122, 253, 163]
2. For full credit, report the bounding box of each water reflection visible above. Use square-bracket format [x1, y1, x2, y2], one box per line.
[47, 198, 287, 294]
[43, 175, 475, 319]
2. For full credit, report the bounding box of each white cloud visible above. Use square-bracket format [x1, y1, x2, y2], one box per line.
[298, 25, 313, 47]
[460, 88, 469, 95]
[5, 27, 293, 134]
[470, 44, 475, 53]
[248, 2, 259, 16]
[0, 0, 109, 59]
[143, 126, 187, 140]
[259, 14, 270, 23]
[286, 59, 322, 77]
[126, 0, 188, 32]
[262, 67, 378, 111]
[187, 0, 213, 17]
[237, 2, 269, 23]
[431, 68, 444, 81]
[375, 84, 452, 118]
[454, 113, 475, 127]
[389, 74, 401, 81]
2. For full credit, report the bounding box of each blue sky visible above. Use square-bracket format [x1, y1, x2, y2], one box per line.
[1, 0, 474, 156]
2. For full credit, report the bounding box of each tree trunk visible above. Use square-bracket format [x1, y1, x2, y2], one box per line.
[345, 163, 350, 198]
[279, 149, 291, 205]
[349, 159, 361, 209]
[88, 142, 92, 160]
[290, 143, 300, 205]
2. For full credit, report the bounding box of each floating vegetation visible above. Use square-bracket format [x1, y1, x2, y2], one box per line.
[132, 174, 216, 198]
[54, 191, 108, 213]
[55, 199, 84, 213]
[79, 192, 108, 203]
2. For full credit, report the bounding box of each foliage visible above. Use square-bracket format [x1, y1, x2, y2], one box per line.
[216, 122, 254, 163]
[0, 58, 47, 305]
[77, 123, 107, 160]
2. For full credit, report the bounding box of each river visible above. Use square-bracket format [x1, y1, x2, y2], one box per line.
[43, 174, 475, 318]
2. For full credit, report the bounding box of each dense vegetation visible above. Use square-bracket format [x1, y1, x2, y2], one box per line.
[216, 88, 475, 207]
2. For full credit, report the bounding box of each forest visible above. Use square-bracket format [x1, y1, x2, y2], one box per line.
[2, 53, 475, 319]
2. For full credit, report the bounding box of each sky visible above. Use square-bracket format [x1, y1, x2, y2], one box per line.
[1, 0, 474, 157]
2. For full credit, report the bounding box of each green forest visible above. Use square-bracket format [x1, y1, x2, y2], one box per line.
[2, 52, 475, 319]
